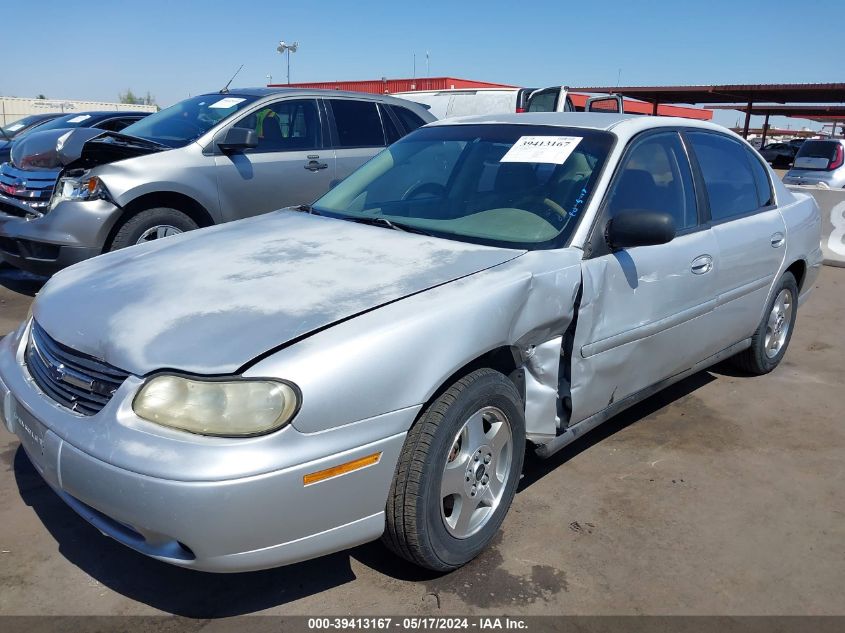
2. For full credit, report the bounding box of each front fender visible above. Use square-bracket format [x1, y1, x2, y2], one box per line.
[245, 249, 583, 440]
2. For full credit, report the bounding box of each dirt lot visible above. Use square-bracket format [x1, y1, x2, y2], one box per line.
[0, 262, 843, 617]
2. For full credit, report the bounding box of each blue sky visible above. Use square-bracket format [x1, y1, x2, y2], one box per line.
[3, 0, 842, 131]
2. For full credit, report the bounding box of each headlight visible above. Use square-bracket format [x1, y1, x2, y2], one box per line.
[50, 174, 109, 209]
[133, 375, 299, 437]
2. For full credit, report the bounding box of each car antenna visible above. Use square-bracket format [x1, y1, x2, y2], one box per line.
[220, 64, 244, 94]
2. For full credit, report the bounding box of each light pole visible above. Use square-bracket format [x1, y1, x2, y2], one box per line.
[276, 40, 299, 85]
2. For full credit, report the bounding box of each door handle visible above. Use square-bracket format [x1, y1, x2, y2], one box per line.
[770, 232, 786, 248]
[690, 254, 713, 275]
[304, 159, 328, 172]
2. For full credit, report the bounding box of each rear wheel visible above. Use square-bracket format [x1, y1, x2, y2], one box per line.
[383, 368, 525, 572]
[730, 272, 798, 375]
[109, 207, 198, 251]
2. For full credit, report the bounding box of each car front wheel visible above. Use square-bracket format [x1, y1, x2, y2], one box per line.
[383, 368, 526, 571]
[109, 207, 199, 251]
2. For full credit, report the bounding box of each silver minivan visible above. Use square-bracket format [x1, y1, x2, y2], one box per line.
[0, 88, 433, 274]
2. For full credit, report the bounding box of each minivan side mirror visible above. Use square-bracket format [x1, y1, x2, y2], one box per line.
[605, 210, 676, 250]
[218, 127, 258, 152]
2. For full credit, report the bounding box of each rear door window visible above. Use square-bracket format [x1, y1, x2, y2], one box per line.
[329, 99, 385, 148]
[686, 132, 760, 222]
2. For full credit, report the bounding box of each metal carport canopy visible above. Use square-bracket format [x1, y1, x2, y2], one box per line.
[709, 103, 845, 144]
[568, 83, 845, 138]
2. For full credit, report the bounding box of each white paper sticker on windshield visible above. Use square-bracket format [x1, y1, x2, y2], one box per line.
[66, 114, 91, 123]
[500, 135, 583, 164]
[209, 97, 246, 109]
[7, 123, 24, 131]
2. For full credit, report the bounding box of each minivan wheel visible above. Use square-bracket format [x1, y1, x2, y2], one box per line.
[109, 207, 199, 251]
[383, 368, 525, 572]
[730, 271, 798, 375]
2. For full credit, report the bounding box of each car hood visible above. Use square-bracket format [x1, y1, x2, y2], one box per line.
[33, 211, 524, 376]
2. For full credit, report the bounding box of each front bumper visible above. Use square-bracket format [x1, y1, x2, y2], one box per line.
[0, 197, 120, 275]
[0, 331, 411, 572]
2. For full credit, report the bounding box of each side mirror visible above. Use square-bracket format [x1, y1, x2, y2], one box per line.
[605, 210, 676, 250]
[218, 127, 258, 152]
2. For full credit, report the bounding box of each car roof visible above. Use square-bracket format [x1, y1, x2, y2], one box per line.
[426, 112, 736, 137]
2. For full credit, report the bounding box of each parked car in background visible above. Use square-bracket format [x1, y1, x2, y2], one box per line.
[0, 89, 434, 275]
[759, 142, 799, 168]
[0, 113, 820, 573]
[0, 111, 151, 214]
[0, 113, 64, 163]
[393, 86, 621, 119]
[786, 138, 807, 151]
[783, 138, 845, 188]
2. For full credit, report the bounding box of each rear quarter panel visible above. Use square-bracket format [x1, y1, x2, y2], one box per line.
[778, 189, 823, 302]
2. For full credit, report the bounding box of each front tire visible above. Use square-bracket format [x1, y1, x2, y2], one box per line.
[731, 271, 798, 375]
[383, 368, 526, 572]
[109, 207, 198, 251]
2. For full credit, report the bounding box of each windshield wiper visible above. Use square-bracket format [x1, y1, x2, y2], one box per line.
[344, 216, 434, 236]
[99, 131, 169, 149]
[293, 204, 321, 215]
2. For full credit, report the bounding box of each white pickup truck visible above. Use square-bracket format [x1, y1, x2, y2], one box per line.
[393, 85, 622, 119]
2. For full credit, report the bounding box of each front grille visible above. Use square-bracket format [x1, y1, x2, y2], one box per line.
[25, 322, 129, 415]
[0, 163, 57, 209]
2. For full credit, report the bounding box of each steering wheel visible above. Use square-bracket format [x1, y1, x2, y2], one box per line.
[167, 118, 203, 138]
[541, 197, 568, 219]
[401, 181, 446, 201]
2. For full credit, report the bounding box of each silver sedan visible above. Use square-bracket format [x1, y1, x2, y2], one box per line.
[0, 113, 822, 572]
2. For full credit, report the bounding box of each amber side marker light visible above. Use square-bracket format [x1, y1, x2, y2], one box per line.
[303, 452, 382, 486]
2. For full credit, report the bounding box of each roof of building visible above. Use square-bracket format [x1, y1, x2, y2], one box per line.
[568, 83, 845, 104]
[709, 104, 845, 120]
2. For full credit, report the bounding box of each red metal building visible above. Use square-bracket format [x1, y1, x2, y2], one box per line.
[268, 76, 712, 120]
[270, 76, 516, 94]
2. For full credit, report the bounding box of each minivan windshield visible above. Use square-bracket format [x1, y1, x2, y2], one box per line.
[119, 93, 259, 148]
[313, 124, 614, 250]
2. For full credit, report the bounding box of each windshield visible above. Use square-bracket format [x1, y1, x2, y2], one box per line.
[7, 113, 100, 142]
[1, 115, 52, 139]
[119, 94, 259, 148]
[313, 124, 614, 249]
